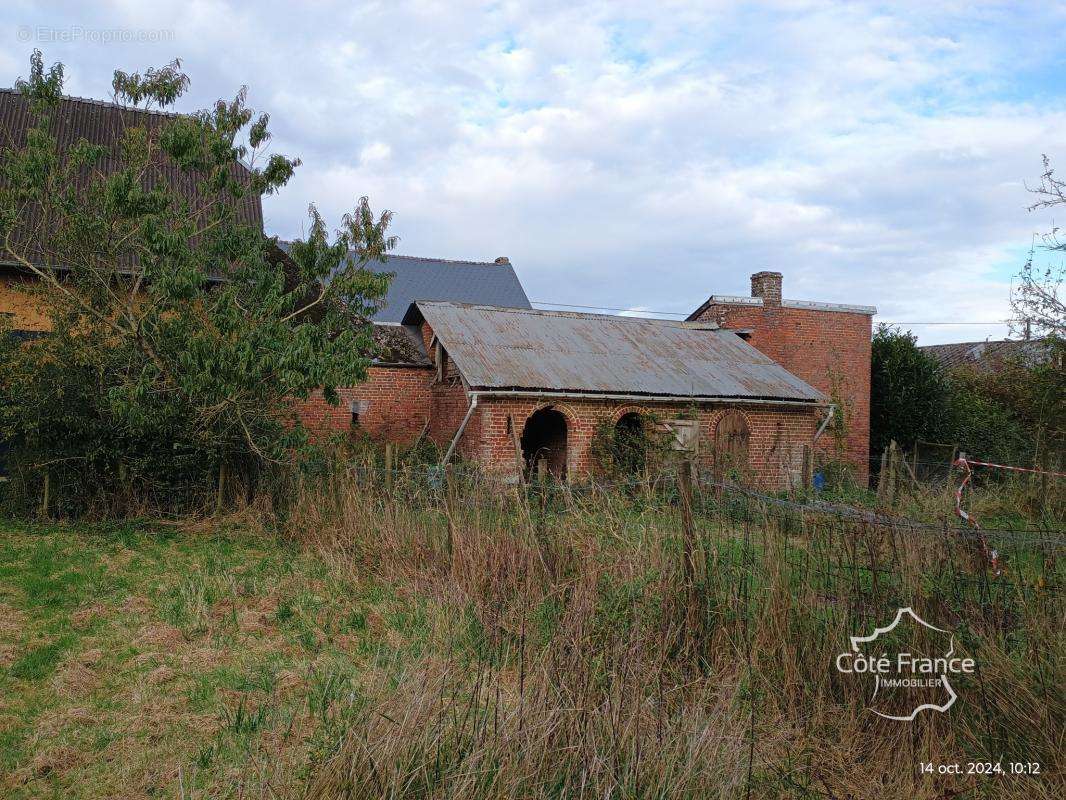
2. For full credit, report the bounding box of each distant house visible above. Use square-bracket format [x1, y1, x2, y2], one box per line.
[920, 338, 1059, 373]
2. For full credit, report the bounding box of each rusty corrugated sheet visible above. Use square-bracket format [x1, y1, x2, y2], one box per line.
[415, 301, 825, 402]
[0, 90, 262, 278]
[920, 339, 1053, 372]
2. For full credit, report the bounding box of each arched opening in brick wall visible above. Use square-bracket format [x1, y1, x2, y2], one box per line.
[612, 411, 648, 474]
[713, 409, 750, 481]
[521, 407, 568, 480]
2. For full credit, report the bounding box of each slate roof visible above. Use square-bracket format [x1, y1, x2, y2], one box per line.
[0, 89, 262, 277]
[920, 339, 1055, 372]
[275, 242, 530, 323]
[297, 251, 530, 323]
[408, 301, 825, 402]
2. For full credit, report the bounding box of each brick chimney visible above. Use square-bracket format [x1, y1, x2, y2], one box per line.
[750, 271, 782, 306]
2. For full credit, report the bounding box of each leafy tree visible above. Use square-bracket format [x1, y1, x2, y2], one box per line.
[0, 52, 395, 512]
[870, 325, 1061, 468]
[946, 338, 1064, 467]
[870, 324, 952, 456]
[1016, 156, 1065, 337]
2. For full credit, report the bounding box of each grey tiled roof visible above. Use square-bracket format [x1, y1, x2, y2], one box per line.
[276, 243, 530, 323]
[366, 254, 531, 323]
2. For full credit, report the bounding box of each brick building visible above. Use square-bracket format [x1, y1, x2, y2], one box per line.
[687, 272, 875, 480]
[2, 91, 872, 488]
[301, 300, 833, 488]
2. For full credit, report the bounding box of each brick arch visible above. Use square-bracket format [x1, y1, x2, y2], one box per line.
[705, 405, 754, 430]
[529, 400, 579, 425]
[520, 402, 576, 480]
[609, 404, 650, 424]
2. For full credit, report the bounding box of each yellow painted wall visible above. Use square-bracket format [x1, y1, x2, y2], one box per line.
[0, 269, 51, 332]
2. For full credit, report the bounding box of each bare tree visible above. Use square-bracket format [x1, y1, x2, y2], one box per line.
[1017, 156, 1066, 338]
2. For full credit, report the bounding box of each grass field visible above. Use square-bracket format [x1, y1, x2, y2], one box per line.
[0, 471, 1061, 799]
[0, 520, 449, 799]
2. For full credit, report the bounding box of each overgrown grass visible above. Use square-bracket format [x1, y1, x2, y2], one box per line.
[0, 518, 448, 798]
[0, 463, 1061, 799]
[290, 465, 1063, 800]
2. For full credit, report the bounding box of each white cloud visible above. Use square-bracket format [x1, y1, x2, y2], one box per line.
[3, 0, 1065, 343]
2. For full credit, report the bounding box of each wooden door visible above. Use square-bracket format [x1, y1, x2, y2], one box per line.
[714, 410, 750, 480]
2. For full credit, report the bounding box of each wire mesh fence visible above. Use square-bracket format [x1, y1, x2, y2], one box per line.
[296, 456, 1063, 799]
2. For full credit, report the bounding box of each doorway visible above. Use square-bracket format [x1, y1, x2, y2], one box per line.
[521, 407, 568, 480]
[714, 410, 750, 480]
[613, 411, 648, 474]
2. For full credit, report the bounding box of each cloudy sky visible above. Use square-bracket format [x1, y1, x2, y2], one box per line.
[3, 1, 1065, 343]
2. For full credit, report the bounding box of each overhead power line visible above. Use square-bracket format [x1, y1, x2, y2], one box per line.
[530, 300, 1008, 325]
[532, 300, 688, 315]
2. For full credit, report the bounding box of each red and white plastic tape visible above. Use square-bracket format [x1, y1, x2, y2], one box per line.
[951, 456, 1063, 574]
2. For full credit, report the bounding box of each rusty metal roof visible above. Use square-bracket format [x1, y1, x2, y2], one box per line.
[920, 338, 1054, 372]
[411, 301, 825, 402]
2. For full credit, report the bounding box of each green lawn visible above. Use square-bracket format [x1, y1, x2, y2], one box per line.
[0, 520, 435, 799]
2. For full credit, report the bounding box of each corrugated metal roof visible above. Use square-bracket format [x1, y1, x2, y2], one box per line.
[0, 90, 262, 278]
[413, 301, 825, 402]
[920, 339, 1054, 372]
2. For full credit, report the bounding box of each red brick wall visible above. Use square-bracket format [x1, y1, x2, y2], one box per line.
[429, 374, 475, 450]
[295, 365, 433, 443]
[693, 303, 871, 481]
[473, 396, 818, 489]
[291, 317, 827, 491]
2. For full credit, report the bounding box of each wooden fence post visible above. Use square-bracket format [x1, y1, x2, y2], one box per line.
[876, 447, 889, 503]
[384, 443, 394, 491]
[508, 415, 525, 486]
[40, 471, 50, 519]
[215, 461, 226, 516]
[678, 460, 700, 641]
[444, 464, 455, 568]
[887, 440, 900, 507]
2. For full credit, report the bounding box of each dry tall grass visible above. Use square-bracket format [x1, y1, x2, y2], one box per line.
[284, 463, 1063, 800]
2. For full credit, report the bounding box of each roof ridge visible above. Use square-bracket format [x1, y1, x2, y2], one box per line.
[382, 253, 506, 266]
[273, 239, 507, 267]
[688, 293, 877, 318]
[0, 87, 183, 117]
[417, 299, 717, 328]
[921, 339, 1038, 348]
